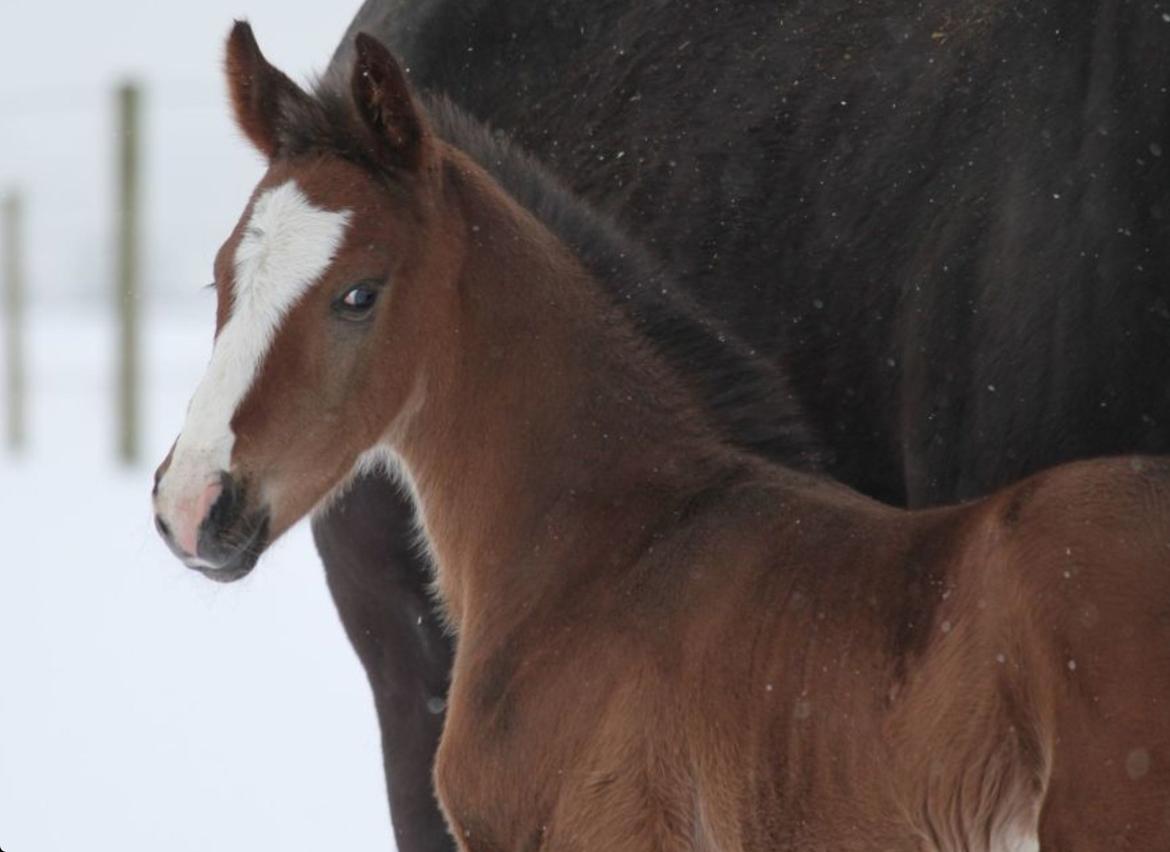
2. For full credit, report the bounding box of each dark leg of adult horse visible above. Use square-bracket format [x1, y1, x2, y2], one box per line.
[312, 475, 454, 852]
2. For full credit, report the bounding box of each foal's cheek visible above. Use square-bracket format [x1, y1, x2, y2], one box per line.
[321, 331, 388, 428]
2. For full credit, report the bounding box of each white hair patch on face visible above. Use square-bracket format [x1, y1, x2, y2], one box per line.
[156, 180, 350, 554]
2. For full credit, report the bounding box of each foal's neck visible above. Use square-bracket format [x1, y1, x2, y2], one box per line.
[395, 150, 738, 633]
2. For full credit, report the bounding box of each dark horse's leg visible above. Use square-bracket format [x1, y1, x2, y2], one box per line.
[312, 474, 455, 852]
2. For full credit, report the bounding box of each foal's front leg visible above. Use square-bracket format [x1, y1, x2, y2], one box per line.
[313, 473, 456, 852]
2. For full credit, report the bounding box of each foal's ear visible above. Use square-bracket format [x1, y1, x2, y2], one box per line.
[352, 33, 429, 171]
[225, 20, 308, 159]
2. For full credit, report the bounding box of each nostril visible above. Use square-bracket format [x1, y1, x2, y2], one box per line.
[155, 515, 172, 540]
[207, 473, 241, 530]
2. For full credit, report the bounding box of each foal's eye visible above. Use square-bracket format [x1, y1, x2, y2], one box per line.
[334, 282, 380, 319]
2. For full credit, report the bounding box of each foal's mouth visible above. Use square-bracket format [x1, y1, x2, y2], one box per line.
[185, 514, 270, 584]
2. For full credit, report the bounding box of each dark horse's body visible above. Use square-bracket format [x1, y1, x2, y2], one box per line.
[309, 2, 1170, 848]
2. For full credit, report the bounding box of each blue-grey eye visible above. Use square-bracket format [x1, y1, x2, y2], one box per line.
[335, 282, 380, 317]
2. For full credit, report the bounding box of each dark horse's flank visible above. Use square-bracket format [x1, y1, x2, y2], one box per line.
[302, 2, 1170, 849]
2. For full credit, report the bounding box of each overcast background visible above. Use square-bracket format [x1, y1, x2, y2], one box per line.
[1, 3, 402, 850]
[1, 0, 359, 309]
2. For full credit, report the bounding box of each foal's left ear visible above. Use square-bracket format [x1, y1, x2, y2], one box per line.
[225, 20, 309, 159]
[352, 33, 429, 172]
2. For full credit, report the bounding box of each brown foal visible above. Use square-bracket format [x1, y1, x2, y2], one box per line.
[152, 23, 1170, 850]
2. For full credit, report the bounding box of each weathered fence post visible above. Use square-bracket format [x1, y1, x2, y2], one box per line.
[115, 81, 141, 465]
[3, 190, 25, 454]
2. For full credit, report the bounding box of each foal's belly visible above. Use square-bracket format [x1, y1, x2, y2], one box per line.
[435, 744, 1038, 852]
[434, 664, 1041, 852]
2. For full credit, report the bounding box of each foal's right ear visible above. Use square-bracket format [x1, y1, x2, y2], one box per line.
[225, 21, 308, 159]
[351, 33, 429, 172]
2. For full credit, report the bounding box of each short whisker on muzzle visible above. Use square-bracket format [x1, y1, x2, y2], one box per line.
[215, 522, 260, 553]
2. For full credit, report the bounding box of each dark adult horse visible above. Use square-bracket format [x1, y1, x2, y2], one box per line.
[248, 2, 1167, 849]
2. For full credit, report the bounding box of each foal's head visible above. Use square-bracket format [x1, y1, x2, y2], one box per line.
[153, 24, 460, 580]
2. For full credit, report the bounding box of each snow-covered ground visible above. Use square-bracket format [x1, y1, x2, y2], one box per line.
[0, 307, 396, 851]
[1, 2, 403, 846]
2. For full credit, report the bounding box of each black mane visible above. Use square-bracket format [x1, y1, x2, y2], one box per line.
[281, 82, 826, 472]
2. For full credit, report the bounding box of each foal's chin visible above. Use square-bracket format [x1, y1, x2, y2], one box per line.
[188, 552, 261, 584]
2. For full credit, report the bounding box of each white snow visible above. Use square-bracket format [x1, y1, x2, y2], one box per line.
[1, 5, 414, 847]
[0, 307, 395, 851]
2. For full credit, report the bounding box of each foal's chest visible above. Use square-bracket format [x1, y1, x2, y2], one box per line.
[435, 638, 664, 851]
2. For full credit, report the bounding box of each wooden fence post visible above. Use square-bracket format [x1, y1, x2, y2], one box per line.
[3, 190, 25, 454]
[115, 81, 141, 465]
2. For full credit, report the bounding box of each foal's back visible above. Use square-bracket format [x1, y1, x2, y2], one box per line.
[731, 456, 1170, 849]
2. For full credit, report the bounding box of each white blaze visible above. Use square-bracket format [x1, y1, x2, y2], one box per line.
[156, 180, 350, 553]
